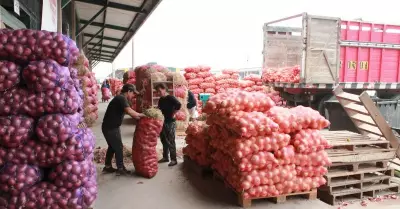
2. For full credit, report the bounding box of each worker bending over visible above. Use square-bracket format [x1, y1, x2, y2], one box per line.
[102, 84, 146, 176]
[155, 83, 181, 166]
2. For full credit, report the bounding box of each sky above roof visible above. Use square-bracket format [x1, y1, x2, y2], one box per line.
[93, 0, 400, 80]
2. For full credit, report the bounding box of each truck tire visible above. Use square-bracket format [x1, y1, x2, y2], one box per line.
[317, 94, 334, 118]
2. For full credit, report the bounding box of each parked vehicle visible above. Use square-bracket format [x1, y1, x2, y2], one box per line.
[263, 13, 400, 115]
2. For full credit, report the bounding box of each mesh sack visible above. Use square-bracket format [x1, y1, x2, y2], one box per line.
[23, 59, 72, 91]
[23, 85, 82, 117]
[132, 114, 163, 178]
[150, 72, 167, 82]
[0, 116, 34, 148]
[0, 29, 79, 66]
[36, 113, 80, 144]
[49, 158, 95, 189]
[0, 164, 42, 196]
[0, 61, 20, 92]
[188, 78, 203, 85]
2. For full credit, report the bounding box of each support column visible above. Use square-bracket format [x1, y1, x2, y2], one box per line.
[71, 0, 76, 41]
[131, 37, 135, 69]
[112, 61, 115, 78]
[57, 0, 62, 33]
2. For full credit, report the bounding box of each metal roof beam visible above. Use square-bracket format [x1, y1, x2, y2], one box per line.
[83, 33, 121, 42]
[79, 19, 129, 31]
[62, 0, 72, 8]
[83, 27, 105, 48]
[88, 43, 118, 49]
[112, 0, 147, 59]
[89, 48, 115, 54]
[75, 0, 146, 14]
[90, 53, 113, 58]
[100, 0, 109, 62]
[87, 39, 102, 54]
[76, 6, 107, 37]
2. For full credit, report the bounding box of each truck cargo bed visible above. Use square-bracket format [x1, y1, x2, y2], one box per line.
[263, 13, 400, 88]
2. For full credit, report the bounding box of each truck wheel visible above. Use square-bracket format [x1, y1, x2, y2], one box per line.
[317, 94, 334, 118]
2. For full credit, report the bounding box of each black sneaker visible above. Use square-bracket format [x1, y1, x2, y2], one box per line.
[168, 160, 177, 167]
[158, 158, 169, 163]
[102, 166, 117, 173]
[116, 168, 132, 176]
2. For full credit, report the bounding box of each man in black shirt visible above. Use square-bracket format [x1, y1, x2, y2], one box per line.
[102, 84, 146, 176]
[155, 83, 181, 166]
[187, 90, 198, 120]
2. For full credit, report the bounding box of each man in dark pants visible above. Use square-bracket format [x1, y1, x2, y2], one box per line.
[102, 84, 146, 176]
[155, 83, 182, 166]
[187, 90, 198, 120]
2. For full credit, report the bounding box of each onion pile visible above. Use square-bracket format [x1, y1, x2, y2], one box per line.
[132, 108, 164, 178]
[0, 61, 20, 92]
[0, 29, 79, 66]
[0, 116, 34, 148]
[184, 66, 214, 113]
[0, 88, 29, 116]
[193, 89, 330, 199]
[262, 66, 300, 83]
[108, 78, 123, 96]
[22, 60, 72, 91]
[0, 164, 42, 196]
[123, 70, 137, 110]
[183, 121, 211, 166]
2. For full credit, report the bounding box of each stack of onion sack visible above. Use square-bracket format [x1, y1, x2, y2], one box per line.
[262, 65, 300, 83]
[123, 70, 137, 110]
[173, 82, 189, 130]
[215, 70, 240, 94]
[184, 66, 214, 114]
[203, 90, 330, 199]
[132, 108, 164, 178]
[239, 74, 282, 104]
[101, 87, 111, 101]
[73, 53, 98, 127]
[182, 121, 212, 166]
[109, 78, 123, 96]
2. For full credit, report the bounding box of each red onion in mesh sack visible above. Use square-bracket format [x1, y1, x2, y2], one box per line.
[0, 29, 79, 66]
[64, 128, 95, 161]
[23, 85, 81, 117]
[49, 159, 95, 189]
[0, 164, 42, 196]
[132, 114, 163, 178]
[0, 192, 18, 209]
[0, 61, 20, 92]
[0, 87, 29, 116]
[23, 60, 72, 91]
[0, 116, 34, 148]
[36, 113, 80, 144]
[68, 174, 97, 209]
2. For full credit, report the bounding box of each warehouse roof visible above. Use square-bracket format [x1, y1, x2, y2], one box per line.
[74, 0, 162, 67]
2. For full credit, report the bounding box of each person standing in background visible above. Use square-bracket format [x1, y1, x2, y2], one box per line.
[155, 83, 181, 166]
[187, 90, 198, 120]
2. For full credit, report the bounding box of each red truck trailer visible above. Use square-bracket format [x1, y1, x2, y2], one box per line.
[263, 13, 400, 115]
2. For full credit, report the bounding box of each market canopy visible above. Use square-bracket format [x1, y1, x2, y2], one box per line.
[74, 0, 162, 65]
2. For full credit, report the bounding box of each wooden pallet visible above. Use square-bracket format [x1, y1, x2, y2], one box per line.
[183, 155, 212, 177]
[321, 130, 396, 164]
[212, 171, 317, 208]
[318, 181, 400, 205]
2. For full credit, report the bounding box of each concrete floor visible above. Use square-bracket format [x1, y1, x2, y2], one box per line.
[91, 97, 400, 209]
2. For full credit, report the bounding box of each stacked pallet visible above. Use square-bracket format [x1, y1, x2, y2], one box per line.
[318, 130, 399, 205]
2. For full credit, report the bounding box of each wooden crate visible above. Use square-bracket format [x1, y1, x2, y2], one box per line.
[183, 155, 212, 177]
[213, 171, 317, 208]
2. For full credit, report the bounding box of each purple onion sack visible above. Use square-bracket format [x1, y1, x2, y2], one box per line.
[49, 159, 95, 189]
[0, 29, 80, 66]
[0, 192, 18, 209]
[36, 113, 80, 144]
[23, 60, 73, 91]
[0, 164, 42, 196]
[65, 128, 95, 161]
[0, 61, 20, 92]
[23, 85, 81, 117]
[0, 116, 34, 148]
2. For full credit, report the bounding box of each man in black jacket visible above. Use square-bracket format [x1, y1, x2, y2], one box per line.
[155, 83, 181, 166]
[102, 84, 146, 176]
